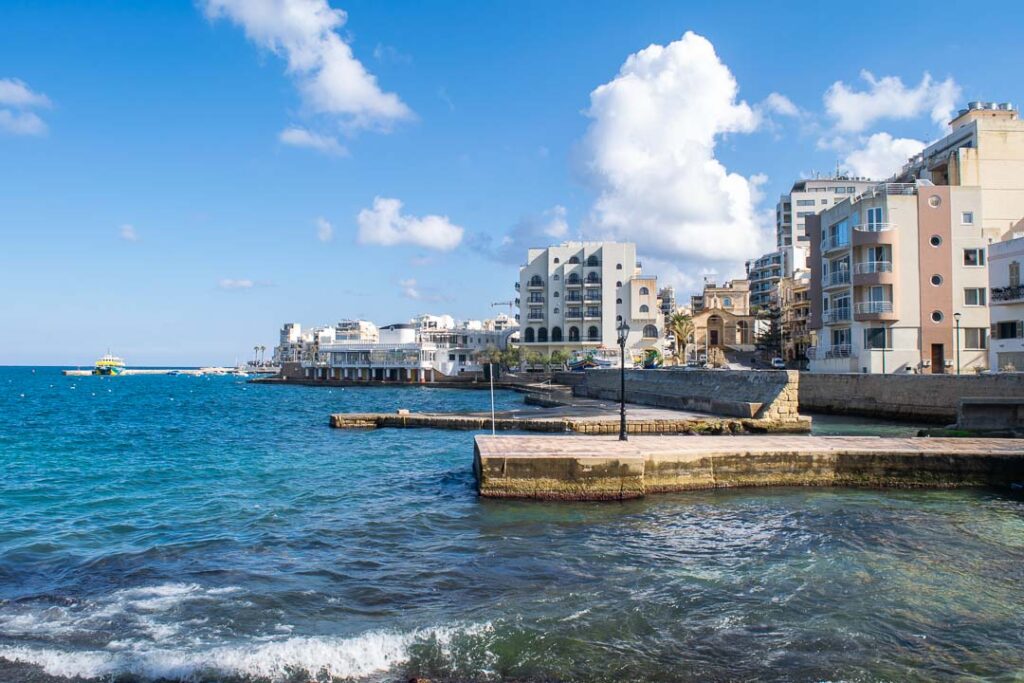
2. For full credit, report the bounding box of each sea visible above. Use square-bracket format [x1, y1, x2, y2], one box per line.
[1, 366, 1023, 682]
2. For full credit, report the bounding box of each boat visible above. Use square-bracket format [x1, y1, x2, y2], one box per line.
[567, 348, 629, 372]
[93, 353, 126, 376]
[640, 348, 663, 369]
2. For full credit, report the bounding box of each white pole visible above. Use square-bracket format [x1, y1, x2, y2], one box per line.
[489, 362, 496, 435]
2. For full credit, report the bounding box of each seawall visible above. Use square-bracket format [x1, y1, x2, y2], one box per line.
[799, 373, 1024, 423]
[474, 435, 1024, 500]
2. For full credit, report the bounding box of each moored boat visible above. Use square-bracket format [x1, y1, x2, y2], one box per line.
[93, 353, 126, 376]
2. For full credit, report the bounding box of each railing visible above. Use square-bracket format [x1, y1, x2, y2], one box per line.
[565, 295, 583, 302]
[806, 345, 854, 360]
[584, 293, 602, 301]
[584, 309, 601, 318]
[565, 311, 583, 320]
[853, 222, 895, 232]
[526, 280, 544, 289]
[824, 270, 851, 287]
[992, 285, 1024, 303]
[584, 277, 602, 286]
[854, 260, 893, 274]
[855, 300, 894, 314]
[527, 313, 544, 320]
[853, 183, 917, 203]
[527, 296, 544, 303]
[821, 235, 850, 252]
[821, 308, 851, 324]
[565, 278, 582, 287]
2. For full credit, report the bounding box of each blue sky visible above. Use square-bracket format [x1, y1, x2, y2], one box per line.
[2, 0, 1020, 365]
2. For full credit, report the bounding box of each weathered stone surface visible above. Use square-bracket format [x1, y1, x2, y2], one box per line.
[474, 435, 1024, 500]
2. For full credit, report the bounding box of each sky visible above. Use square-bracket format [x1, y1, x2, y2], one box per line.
[1, 0, 1020, 365]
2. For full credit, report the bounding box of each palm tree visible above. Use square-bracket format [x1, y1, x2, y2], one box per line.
[253, 345, 259, 365]
[667, 312, 694, 364]
[259, 345, 266, 364]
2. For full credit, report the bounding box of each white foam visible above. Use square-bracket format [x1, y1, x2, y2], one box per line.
[0, 623, 491, 681]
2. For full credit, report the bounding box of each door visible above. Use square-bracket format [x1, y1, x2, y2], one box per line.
[709, 330, 720, 346]
[931, 344, 945, 374]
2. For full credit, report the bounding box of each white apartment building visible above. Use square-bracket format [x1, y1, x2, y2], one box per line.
[746, 250, 785, 310]
[776, 176, 878, 269]
[989, 236, 1024, 371]
[336, 319, 379, 342]
[517, 241, 664, 352]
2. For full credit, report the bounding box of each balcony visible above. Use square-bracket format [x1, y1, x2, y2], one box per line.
[992, 285, 1024, 303]
[855, 301, 893, 314]
[565, 278, 583, 288]
[584, 277, 602, 287]
[565, 294, 583, 302]
[526, 279, 544, 290]
[526, 295, 544, 304]
[854, 260, 893, 274]
[806, 345, 854, 360]
[821, 235, 850, 253]
[527, 313, 544, 321]
[821, 308, 851, 324]
[584, 293, 602, 302]
[565, 310, 583, 320]
[853, 223, 895, 233]
[823, 270, 851, 289]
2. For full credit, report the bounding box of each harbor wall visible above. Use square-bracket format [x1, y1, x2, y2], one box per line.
[570, 369, 801, 422]
[798, 373, 1024, 423]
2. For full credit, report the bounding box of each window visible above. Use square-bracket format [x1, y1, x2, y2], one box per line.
[964, 288, 987, 306]
[529, 275, 543, 286]
[963, 249, 986, 267]
[449, 353, 456, 361]
[524, 328, 535, 343]
[796, 199, 815, 207]
[863, 327, 889, 349]
[568, 256, 580, 264]
[929, 235, 942, 247]
[847, 186, 856, 192]
[616, 298, 622, 304]
[553, 257, 560, 264]
[995, 321, 1022, 339]
[931, 310, 944, 323]
[821, 199, 828, 205]
[797, 211, 814, 218]
[587, 326, 600, 341]
[537, 327, 548, 343]
[616, 263, 623, 270]
[553, 274, 560, 280]
[723, 297, 732, 307]
[1011, 261, 1021, 288]
[553, 307, 559, 314]
[639, 286, 649, 295]
[639, 305, 649, 313]
[616, 315, 622, 321]
[586, 255, 600, 266]
[961, 211, 974, 225]
[553, 291, 560, 297]
[568, 326, 580, 342]
[616, 281, 622, 287]
[930, 274, 943, 286]
[551, 327, 563, 342]
[867, 207, 883, 228]
[963, 328, 987, 350]
[642, 324, 659, 338]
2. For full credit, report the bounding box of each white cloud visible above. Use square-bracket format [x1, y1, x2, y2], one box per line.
[843, 132, 926, 180]
[202, 0, 411, 132]
[824, 70, 960, 133]
[279, 126, 347, 155]
[0, 78, 51, 136]
[399, 278, 420, 299]
[357, 196, 464, 251]
[218, 278, 255, 290]
[315, 216, 334, 242]
[579, 31, 771, 285]
[0, 78, 52, 108]
[119, 224, 139, 242]
[761, 92, 799, 117]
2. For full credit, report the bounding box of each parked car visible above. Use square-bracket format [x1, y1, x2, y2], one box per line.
[771, 357, 786, 369]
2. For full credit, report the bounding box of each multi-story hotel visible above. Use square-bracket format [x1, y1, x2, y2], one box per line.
[516, 241, 664, 353]
[808, 101, 1024, 374]
[778, 270, 812, 363]
[989, 235, 1024, 371]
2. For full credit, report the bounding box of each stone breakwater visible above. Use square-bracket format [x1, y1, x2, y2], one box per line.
[330, 411, 811, 435]
[473, 435, 1024, 501]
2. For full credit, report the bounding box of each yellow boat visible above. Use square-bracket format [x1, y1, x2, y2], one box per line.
[93, 353, 126, 376]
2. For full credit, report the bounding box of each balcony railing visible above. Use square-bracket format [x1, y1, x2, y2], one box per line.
[855, 300, 894, 314]
[824, 270, 851, 287]
[565, 311, 583, 320]
[992, 285, 1024, 303]
[854, 260, 893, 274]
[853, 222, 895, 232]
[527, 313, 544, 320]
[526, 280, 544, 289]
[565, 295, 583, 302]
[853, 183, 917, 203]
[584, 278, 602, 286]
[821, 308, 852, 324]
[584, 293, 602, 302]
[527, 296, 544, 303]
[806, 345, 854, 360]
[565, 279, 583, 287]
[821, 235, 850, 252]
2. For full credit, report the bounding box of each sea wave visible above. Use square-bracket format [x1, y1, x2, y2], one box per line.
[0, 622, 492, 681]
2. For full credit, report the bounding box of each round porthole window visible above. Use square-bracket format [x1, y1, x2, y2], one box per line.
[928, 195, 942, 208]
[931, 310, 944, 323]
[930, 274, 943, 286]
[929, 235, 942, 247]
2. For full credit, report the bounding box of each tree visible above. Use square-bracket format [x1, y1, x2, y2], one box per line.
[667, 312, 694, 363]
[525, 350, 543, 371]
[550, 349, 569, 371]
[755, 305, 783, 358]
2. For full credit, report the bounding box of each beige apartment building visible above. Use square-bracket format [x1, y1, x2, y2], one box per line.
[778, 270, 811, 363]
[516, 241, 664, 354]
[807, 101, 1024, 374]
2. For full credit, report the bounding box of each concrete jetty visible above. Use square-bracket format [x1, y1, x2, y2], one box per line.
[473, 434, 1024, 500]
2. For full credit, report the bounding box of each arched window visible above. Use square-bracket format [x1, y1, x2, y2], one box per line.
[566, 273, 581, 284]
[639, 286, 649, 295]
[616, 263, 622, 270]
[616, 298, 622, 304]
[587, 326, 600, 341]
[554, 291, 560, 297]
[723, 297, 732, 307]
[643, 324, 658, 338]
[551, 326, 563, 342]
[537, 327, 548, 343]
[553, 307, 559, 314]
[586, 272, 600, 283]
[553, 274, 560, 280]
[529, 275, 543, 286]
[568, 256, 580, 264]
[524, 328, 535, 343]
[553, 257, 560, 264]
[568, 326, 580, 342]
[639, 304, 649, 313]
[586, 254, 600, 266]
[616, 281, 622, 287]
[616, 315, 622, 321]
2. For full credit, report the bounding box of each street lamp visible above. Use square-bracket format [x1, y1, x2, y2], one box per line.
[954, 312, 962, 374]
[617, 320, 630, 441]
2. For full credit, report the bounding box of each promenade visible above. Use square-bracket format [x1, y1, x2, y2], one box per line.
[474, 434, 1024, 500]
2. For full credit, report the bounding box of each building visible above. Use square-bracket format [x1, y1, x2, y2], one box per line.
[807, 102, 1024, 374]
[778, 270, 812, 363]
[989, 236, 1024, 371]
[776, 176, 878, 254]
[746, 250, 785, 310]
[690, 279, 755, 357]
[658, 286, 676, 325]
[336, 319, 379, 342]
[516, 242, 665, 353]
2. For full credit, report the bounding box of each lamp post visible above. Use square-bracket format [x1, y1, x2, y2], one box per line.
[954, 312, 962, 374]
[617, 321, 630, 441]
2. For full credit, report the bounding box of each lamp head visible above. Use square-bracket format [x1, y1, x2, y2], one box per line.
[954, 312, 962, 322]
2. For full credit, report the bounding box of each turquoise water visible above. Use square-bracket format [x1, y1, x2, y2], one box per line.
[2, 367, 1024, 682]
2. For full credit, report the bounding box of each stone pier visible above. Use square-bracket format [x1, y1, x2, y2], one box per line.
[473, 435, 1024, 500]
